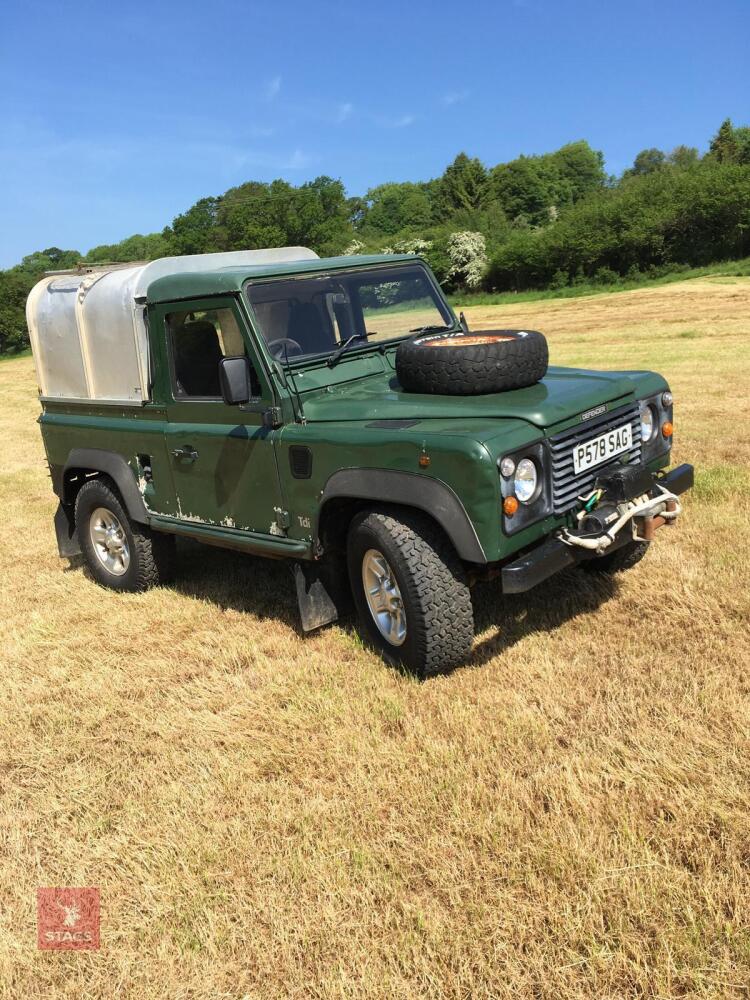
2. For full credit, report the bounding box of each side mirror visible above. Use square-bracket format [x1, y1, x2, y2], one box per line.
[219, 356, 252, 405]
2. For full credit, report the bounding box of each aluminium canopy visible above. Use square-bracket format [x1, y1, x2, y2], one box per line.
[26, 247, 318, 404]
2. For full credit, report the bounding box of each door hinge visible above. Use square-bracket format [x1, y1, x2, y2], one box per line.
[263, 406, 283, 428]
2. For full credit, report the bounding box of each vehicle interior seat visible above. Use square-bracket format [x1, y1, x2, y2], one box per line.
[287, 302, 336, 355]
[173, 320, 223, 396]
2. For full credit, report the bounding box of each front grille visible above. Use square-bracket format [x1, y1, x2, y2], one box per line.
[549, 402, 642, 513]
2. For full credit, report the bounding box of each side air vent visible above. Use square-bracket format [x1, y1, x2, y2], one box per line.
[289, 446, 313, 479]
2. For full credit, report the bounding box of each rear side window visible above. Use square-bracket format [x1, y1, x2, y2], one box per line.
[166, 307, 260, 399]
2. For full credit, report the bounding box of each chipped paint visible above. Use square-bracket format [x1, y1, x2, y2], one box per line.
[175, 497, 210, 524]
[150, 500, 252, 531]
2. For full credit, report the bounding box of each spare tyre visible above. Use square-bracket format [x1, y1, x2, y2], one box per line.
[395, 329, 548, 396]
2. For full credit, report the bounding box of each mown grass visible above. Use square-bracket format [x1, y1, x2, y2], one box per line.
[0, 277, 749, 998]
[0, 348, 31, 363]
[449, 255, 750, 307]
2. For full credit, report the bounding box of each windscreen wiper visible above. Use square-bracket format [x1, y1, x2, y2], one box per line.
[327, 334, 368, 367]
[408, 323, 455, 334]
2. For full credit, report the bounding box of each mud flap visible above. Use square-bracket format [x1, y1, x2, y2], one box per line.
[294, 562, 339, 632]
[54, 502, 81, 558]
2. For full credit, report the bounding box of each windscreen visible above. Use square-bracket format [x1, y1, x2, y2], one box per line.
[245, 264, 453, 361]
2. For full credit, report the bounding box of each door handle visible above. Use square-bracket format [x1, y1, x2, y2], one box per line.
[171, 445, 199, 462]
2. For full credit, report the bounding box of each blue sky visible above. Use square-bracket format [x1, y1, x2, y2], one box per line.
[1, 0, 748, 268]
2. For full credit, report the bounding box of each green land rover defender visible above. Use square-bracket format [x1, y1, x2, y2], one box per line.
[27, 248, 693, 676]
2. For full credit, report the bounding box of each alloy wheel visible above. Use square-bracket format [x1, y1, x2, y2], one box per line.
[361, 548, 407, 646]
[89, 507, 130, 576]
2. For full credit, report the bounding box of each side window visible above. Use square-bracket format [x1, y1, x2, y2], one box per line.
[166, 307, 261, 399]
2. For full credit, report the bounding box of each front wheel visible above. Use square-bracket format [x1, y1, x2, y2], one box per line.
[347, 509, 474, 677]
[581, 539, 649, 575]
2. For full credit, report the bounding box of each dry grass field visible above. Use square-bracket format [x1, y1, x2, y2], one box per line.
[1, 276, 749, 999]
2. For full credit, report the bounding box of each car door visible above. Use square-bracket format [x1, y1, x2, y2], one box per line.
[154, 296, 284, 534]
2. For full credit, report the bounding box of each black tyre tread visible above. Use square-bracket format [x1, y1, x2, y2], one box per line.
[349, 509, 474, 677]
[581, 540, 649, 575]
[75, 478, 174, 592]
[395, 329, 548, 396]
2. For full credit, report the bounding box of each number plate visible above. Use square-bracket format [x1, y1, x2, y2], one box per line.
[573, 423, 633, 475]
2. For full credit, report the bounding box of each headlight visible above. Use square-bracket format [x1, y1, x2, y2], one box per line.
[640, 402, 656, 442]
[500, 442, 550, 533]
[514, 458, 538, 503]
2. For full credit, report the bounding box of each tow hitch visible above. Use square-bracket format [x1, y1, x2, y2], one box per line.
[638, 497, 679, 541]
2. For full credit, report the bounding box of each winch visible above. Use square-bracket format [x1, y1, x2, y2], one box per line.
[558, 464, 681, 554]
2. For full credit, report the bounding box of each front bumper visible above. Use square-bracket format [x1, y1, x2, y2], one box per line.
[501, 463, 694, 594]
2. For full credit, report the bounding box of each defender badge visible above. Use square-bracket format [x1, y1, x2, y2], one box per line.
[580, 404, 607, 422]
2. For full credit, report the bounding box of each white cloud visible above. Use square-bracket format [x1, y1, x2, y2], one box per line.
[377, 113, 416, 128]
[443, 89, 469, 106]
[0, 131, 130, 168]
[183, 142, 313, 172]
[284, 148, 312, 169]
[335, 102, 353, 124]
[263, 75, 282, 101]
[0, 118, 310, 180]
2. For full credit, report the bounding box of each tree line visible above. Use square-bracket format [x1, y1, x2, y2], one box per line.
[2, 118, 749, 353]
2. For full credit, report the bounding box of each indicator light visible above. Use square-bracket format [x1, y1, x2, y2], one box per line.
[503, 496, 519, 517]
[662, 421, 674, 438]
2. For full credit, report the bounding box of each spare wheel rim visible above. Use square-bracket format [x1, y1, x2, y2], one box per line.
[427, 333, 518, 347]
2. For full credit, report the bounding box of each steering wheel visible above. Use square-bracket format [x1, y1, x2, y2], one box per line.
[268, 338, 304, 359]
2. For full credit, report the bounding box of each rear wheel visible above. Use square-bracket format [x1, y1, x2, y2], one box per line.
[347, 509, 474, 677]
[581, 539, 649, 575]
[75, 478, 174, 592]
